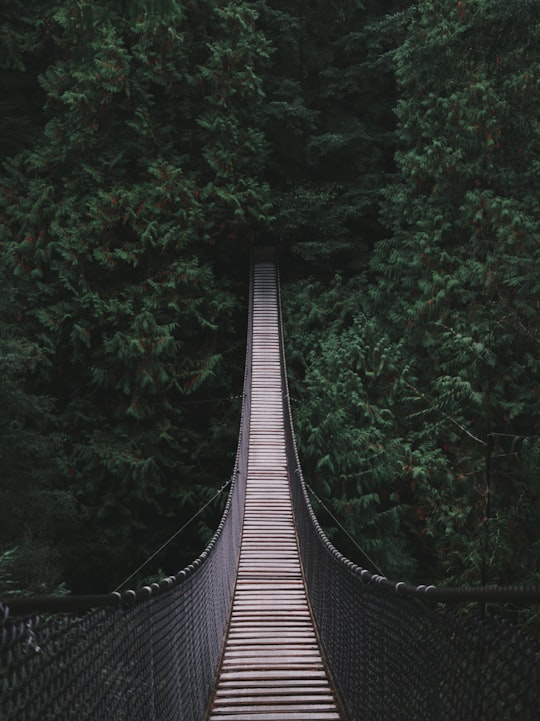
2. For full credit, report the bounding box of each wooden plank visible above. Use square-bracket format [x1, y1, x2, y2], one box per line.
[216, 679, 331, 690]
[212, 703, 338, 713]
[213, 694, 337, 705]
[218, 669, 328, 676]
[210, 707, 340, 721]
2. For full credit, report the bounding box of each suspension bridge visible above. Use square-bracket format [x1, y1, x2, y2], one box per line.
[1, 247, 539, 721]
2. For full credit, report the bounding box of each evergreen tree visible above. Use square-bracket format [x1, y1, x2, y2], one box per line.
[283, 276, 421, 579]
[0, 0, 51, 161]
[283, 0, 540, 589]
[372, 0, 540, 586]
[256, 0, 403, 271]
[0, 271, 75, 594]
[1, 0, 272, 591]
[295, 0, 398, 268]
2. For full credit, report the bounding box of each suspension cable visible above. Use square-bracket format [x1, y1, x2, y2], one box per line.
[113, 478, 232, 593]
[304, 481, 386, 577]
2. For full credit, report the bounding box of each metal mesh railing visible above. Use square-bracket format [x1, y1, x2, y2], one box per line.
[276, 263, 540, 721]
[0, 269, 254, 721]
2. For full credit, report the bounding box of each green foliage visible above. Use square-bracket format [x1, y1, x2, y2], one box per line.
[0, 267, 77, 594]
[283, 276, 420, 579]
[0, 0, 53, 161]
[1, 0, 271, 592]
[371, 0, 540, 586]
[1, 0, 538, 604]
[282, 0, 540, 584]
[255, 0, 402, 271]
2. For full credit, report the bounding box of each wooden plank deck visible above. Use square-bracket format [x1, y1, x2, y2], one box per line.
[207, 262, 342, 721]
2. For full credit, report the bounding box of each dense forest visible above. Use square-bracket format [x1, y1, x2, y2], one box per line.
[0, 0, 538, 603]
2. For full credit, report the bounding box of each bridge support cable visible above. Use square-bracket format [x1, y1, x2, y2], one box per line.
[206, 257, 343, 721]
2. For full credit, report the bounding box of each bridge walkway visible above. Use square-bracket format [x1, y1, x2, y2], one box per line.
[207, 262, 342, 721]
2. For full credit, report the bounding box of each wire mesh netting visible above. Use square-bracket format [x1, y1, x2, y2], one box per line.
[287, 503, 540, 721]
[1, 543, 234, 720]
[2, 564, 232, 721]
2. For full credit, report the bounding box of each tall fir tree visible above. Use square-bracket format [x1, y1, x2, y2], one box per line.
[0, 0, 51, 161]
[1, 0, 272, 591]
[256, 0, 403, 272]
[283, 0, 540, 590]
[372, 0, 540, 586]
[0, 263, 76, 595]
[283, 276, 421, 579]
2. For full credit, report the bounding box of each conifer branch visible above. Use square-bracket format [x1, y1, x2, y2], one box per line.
[403, 380, 487, 447]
